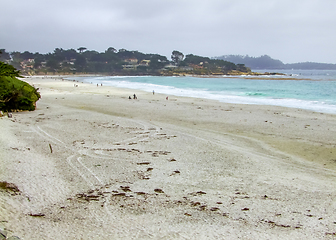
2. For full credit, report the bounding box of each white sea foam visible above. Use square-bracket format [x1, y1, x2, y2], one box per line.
[76, 75, 336, 114]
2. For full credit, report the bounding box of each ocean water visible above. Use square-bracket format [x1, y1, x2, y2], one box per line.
[67, 70, 336, 114]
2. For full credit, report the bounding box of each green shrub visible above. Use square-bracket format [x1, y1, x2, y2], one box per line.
[0, 61, 40, 111]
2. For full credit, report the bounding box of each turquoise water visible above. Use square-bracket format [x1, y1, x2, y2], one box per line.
[67, 70, 336, 114]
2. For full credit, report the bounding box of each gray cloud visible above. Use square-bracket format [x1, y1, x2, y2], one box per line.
[1, 0, 335, 63]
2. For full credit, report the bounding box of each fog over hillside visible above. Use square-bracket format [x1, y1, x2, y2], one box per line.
[216, 55, 336, 70]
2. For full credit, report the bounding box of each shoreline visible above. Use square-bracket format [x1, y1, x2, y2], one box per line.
[1, 76, 336, 239]
[25, 72, 312, 81]
[51, 75, 336, 115]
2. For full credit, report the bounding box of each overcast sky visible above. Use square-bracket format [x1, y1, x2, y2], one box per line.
[1, 0, 335, 63]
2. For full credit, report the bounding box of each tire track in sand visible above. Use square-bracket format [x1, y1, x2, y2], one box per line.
[30, 122, 166, 239]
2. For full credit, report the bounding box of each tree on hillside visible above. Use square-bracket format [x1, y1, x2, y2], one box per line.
[46, 57, 60, 72]
[148, 54, 168, 70]
[53, 48, 67, 62]
[82, 50, 99, 60]
[20, 51, 34, 60]
[0, 49, 11, 61]
[106, 47, 117, 53]
[117, 49, 138, 60]
[10, 51, 22, 61]
[184, 54, 210, 65]
[171, 50, 184, 66]
[50, 48, 78, 61]
[9, 51, 23, 69]
[102, 50, 118, 63]
[33, 58, 43, 69]
[75, 55, 86, 71]
[77, 47, 87, 53]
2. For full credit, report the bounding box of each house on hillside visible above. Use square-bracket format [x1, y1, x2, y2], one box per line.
[189, 64, 204, 69]
[163, 63, 178, 69]
[180, 66, 193, 71]
[122, 64, 137, 70]
[139, 60, 151, 66]
[124, 58, 138, 64]
[20, 59, 35, 69]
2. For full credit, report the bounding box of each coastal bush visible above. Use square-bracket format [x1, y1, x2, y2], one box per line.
[0, 61, 40, 112]
[0, 61, 21, 77]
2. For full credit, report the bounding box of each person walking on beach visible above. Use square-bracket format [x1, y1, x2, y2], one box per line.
[153, 90, 155, 95]
[133, 94, 137, 99]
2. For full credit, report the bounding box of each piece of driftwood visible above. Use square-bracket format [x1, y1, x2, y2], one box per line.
[29, 213, 45, 217]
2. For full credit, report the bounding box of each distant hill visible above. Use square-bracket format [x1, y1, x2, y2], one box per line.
[0, 48, 252, 76]
[215, 55, 336, 70]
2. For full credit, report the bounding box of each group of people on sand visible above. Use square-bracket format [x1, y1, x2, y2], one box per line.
[129, 94, 137, 100]
[128, 91, 169, 100]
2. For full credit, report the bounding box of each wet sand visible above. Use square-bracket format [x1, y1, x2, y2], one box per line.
[1, 76, 336, 239]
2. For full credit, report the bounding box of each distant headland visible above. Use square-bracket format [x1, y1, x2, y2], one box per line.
[215, 55, 336, 70]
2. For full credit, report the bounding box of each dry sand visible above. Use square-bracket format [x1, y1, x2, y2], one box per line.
[1, 76, 336, 239]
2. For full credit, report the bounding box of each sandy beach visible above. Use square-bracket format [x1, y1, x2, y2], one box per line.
[1, 76, 336, 239]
